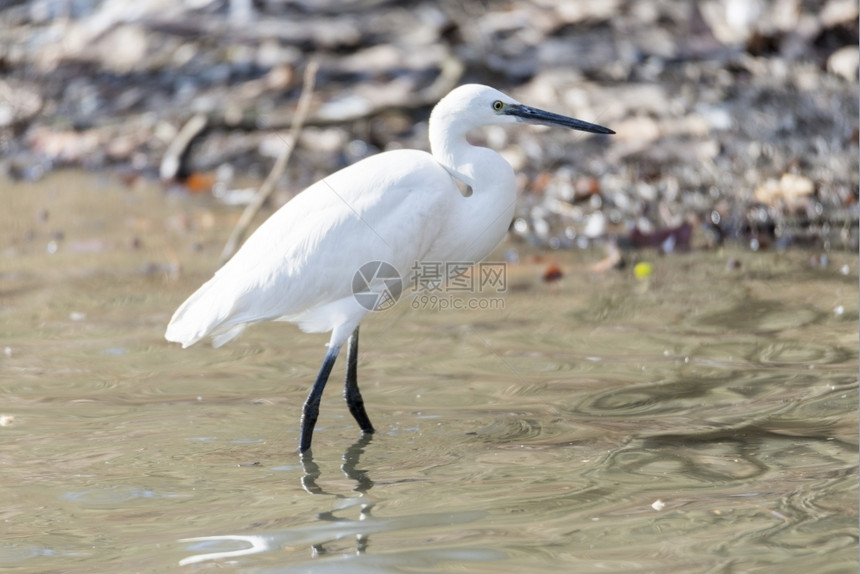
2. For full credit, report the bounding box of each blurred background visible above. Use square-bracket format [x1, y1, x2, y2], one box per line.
[1, 0, 858, 251]
[1, 3, 858, 571]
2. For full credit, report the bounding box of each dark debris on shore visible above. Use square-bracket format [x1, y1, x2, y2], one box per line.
[1, 0, 857, 251]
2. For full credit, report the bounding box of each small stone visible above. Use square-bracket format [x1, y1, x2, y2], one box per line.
[827, 46, 859, 82]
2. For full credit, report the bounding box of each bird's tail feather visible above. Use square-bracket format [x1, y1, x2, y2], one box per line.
[165, 278, 241, 348]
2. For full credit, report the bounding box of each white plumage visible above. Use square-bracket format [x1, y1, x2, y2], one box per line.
[165, 84, 613, 452]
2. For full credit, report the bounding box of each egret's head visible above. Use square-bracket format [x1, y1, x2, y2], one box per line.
[433, 84, 614, 135]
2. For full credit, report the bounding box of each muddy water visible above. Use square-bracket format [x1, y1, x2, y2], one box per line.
[1, 172, 857, 573]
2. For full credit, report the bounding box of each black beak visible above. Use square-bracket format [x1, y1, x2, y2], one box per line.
[505, 104, 614, 135]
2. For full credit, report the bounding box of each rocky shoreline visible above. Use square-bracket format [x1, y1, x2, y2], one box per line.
[1, 0, 857, 251]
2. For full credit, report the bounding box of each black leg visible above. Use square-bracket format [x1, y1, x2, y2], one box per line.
[343, 327, 375, 434]
[299, 346, 340, 453]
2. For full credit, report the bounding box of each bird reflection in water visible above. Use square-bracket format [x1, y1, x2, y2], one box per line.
[179, 435, 376, 566]
[301, 433, 375, 495]
[300, 433, 375, 557]
[179, 434, 494, 568]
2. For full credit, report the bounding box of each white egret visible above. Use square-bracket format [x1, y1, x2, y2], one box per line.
[165, 84, 613, 452]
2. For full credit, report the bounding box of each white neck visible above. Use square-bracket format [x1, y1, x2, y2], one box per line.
[429, 120, 514, 196]
[429, 118, 518, 262]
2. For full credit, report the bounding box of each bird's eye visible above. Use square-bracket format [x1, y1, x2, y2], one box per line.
[492, 100, 504, 111]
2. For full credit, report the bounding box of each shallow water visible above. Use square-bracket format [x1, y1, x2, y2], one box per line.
[1, 172, 857, 573]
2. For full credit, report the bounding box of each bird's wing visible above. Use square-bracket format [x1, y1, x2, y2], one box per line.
[165, 150, 460, 347]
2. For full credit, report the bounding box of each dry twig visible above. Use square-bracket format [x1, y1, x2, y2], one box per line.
[218, 60, 319, 266]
